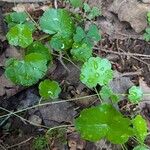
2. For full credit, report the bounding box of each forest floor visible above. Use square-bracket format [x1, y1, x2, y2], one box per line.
[0, 0, 150, 150]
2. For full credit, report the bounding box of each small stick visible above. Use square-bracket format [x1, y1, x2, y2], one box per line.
[7, 137, 33, 149]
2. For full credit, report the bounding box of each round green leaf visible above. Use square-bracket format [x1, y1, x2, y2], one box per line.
[71, 43, 92, 62]
[5, 12, 28, 24]
[73, 27, 86, 43]
[39, 8, 75, 36]
[80, 57, 113, 88]
[39, 79, 61, 99]
[87, 7, 101, 20]
[83, 3, 91, 13]
[132, 115, 148, 143]
[75, 103, 133, 144]
[128, 86, 143, 104]
[6, 24, 33, 48]
[70, 0, 83, 8]
[26, 41, 52, 61]
[133, 145, 149, 150]
[99, 86, 113, 101]
[5, 53, 48, 86]
[99, 86, 120, 103]
[50, 33, 73, 51]
[87, 24, 101, 42]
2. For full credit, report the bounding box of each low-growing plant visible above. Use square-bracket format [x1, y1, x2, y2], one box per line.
[33, 136, 48, 150]
[3, 0, 149, 149]
[144, 12, 150, 41]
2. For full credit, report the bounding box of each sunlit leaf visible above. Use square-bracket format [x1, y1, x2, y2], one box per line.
[75, 103, 133, 144]
[128, 86, 143, 104]
[80, 57, 113, 88]
[132, 115, 148, 143]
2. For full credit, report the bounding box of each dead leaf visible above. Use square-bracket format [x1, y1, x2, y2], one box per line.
[36, 102, 76, 127]
[139, 78, 150, 101]
[12, 3, 39, 12]
[109, 0, 150, 33]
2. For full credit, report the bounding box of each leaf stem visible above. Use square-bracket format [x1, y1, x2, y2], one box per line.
[94, 87, 102, 103]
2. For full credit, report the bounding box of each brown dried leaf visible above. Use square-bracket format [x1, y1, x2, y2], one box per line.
[109, 0, 150, 33]
[139, 78, 150, 101]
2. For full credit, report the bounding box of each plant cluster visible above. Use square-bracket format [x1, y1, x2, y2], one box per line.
[4, 1, 149, 149]
[144, 12, 150, 41]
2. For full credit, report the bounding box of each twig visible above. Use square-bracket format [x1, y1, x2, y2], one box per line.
[0, 107, 49, 129]
[94, 87, 102, 103]
[58, 51, 70, 73]
[0, 94, 98, 119]
[94, 47, 150, 58]
[114, 71, 142, 78]
[7, 137, 33, 149]
[24, 10, 41, 30]
[54, 0, 58, 9]
[46, 124, 73, 133]
[52, 52, 80, 70]
[0, 144, 7, 150]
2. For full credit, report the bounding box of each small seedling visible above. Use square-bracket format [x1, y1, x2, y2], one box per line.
[71, 24, 101, 62]
[39, 79, 61, 100]
[33, 136, 48, 150]
[144, 12, 150, 41]
[83, 3, 101, 20]
[70, 0, 83, 8]
[128, 86, 143, 104]
[80, 57, 113, 88]
[99, 85, 120, 103]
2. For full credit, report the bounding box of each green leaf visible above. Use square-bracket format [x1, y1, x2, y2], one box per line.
[87, 7, 101, 20]
[5, 53, 48, 86]
[87, 24, 101, 42]
[80, 57, 113, 88]
[133, 145, 149, 150]
[24, 21, 36, 32]
[39, 8, 75, 36]
[50, 33, 73, 51]
[6, 24, 33, 48]
[5, 12, 28, 24]
[128, 86, 143, 104]
[71, 43, 92, 62]
[132, 115, 148, 143]
[83, 3, 91, 13]
[143, 28, 150, 41]
[99, 86, 120, 103]
[73, 27, 86, 43]
[75, 103, 133, 144]
[39, 79, 61, 99]
[26, 41, 52, 61]
[147, 12, 150, 18]
[70, 0, 83, 7]
[99, 86, 112, 100]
